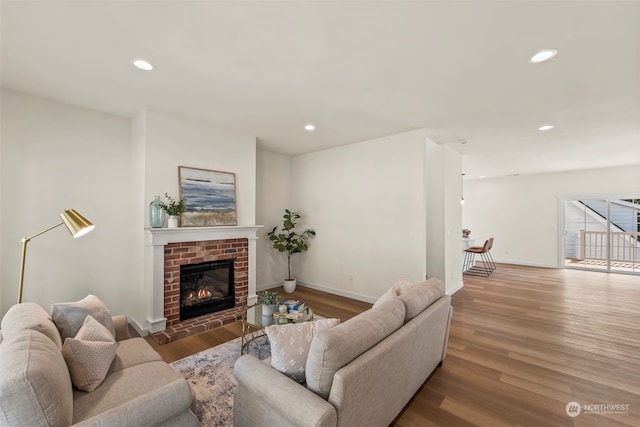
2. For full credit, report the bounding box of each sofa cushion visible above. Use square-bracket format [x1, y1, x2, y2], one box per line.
[396, 278, 444, 322]
[62, 315, 117, 392]
[52, 294, 115, 341]
[305, 298, 405, 399]
[1, 302, 63, 348]
[0, 329, 73, 426]
[266, 318, 340, 382]
[72, 361, 193, 424]
[108, 337, 163, 374]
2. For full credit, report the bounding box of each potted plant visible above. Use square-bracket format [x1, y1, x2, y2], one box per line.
[267, 209, 316, 293]
[462, 229, 471, 238]
[160, 193, 185, 228]
[257, 290, 279, 316]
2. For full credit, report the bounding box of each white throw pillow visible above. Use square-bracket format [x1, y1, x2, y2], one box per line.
[372, 286, 397, 309]
[392, 277, 414, 296]
[51, 294, 115, 341]
[265, 318, 340, 383]
[61, 315, 117, 392]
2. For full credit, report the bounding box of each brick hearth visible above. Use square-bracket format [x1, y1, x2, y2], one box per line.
[151, 238, 248, 344]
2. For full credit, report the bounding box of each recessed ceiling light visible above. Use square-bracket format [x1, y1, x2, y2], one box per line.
[538, 124, 555, 131]
[132, 59, 154, 71]
[529, 49, 558, 63]
[304, 124, 315, 131]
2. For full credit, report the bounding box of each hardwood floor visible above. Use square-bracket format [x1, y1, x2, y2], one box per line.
[144, 285, 372, 363]
[147, 265, 640, 426]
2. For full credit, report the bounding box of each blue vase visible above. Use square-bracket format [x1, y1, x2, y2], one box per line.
[149, 196, 165, 228]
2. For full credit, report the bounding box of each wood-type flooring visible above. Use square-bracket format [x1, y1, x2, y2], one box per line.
[146, 264, 640, 426]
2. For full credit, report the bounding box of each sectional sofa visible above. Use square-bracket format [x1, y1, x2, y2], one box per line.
[233, 278, 452, 427]
[0, 297, 199, 426]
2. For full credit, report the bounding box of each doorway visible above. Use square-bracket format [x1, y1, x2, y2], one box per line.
[563, 198, 639, 274]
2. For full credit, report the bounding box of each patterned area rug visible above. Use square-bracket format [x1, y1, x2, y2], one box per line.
[170, 335, 270, 427]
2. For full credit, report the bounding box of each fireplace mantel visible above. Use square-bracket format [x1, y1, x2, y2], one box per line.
[144, 225, 262, 333]
[146, 225, 263, 245]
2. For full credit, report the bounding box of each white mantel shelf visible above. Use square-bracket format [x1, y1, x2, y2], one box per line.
[143, 225, 263, 334]
[145, 225, 264, 245]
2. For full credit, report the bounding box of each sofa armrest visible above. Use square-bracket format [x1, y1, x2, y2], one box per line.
[233, 355, 337, 427]
[111, 315, 131, 342]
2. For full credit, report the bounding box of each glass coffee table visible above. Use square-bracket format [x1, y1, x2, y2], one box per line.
[241, 304, 314, 355]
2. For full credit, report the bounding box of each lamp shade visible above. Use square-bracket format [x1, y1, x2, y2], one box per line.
[60, 209, 95, 238]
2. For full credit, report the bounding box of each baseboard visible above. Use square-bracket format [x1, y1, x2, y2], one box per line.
[447, 282, 464, 295]
[256, 282, 281, 292]
[258, 280, 375, 303]
[128, 317, 148, 337]
[297, 281, 377, 304]
[493, 259, 557, 269]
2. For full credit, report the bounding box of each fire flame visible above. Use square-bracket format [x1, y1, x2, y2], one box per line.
[186, 288, 213, 302]
[198, 288, 212, 299]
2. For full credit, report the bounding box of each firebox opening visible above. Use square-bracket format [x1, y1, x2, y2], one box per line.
[180, 258, 235, 321]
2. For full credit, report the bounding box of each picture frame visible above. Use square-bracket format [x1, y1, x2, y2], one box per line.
[178, 166, 237, 226]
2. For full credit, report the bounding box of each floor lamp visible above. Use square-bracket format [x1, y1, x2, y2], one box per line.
[18, 209, 95, 303]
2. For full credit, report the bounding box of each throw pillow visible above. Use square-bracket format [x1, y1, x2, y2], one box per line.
[372, 286, 396, 309]
[51, 294, 115, 341]
[61, 315, 117, 392]
[265, 318, 340, 383]
[392, 276, 414, 296]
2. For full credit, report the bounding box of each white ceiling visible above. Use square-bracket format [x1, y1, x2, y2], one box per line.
[2, 1, 639, 179]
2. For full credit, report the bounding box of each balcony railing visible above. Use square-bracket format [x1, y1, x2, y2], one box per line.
[580, 229, 640, 262]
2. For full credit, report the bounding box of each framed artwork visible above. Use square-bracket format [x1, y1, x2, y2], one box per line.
[178, 166, 237, 226]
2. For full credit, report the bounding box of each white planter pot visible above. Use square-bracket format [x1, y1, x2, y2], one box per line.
[168, 216, 179, 228]
[262, 304, 273, 316]
[283, 278, 297, 293]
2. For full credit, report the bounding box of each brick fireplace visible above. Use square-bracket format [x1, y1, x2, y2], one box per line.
[145, 226, 261, 344]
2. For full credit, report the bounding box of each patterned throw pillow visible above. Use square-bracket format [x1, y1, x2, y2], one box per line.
[265, 318, 340, 382]
[61, 315, 117, 392]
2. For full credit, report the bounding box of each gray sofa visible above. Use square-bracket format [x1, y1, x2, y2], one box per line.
[233, 278, 452, 427]
[0, 301, 199, 426]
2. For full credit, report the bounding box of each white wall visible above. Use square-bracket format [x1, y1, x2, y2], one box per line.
[256, 150, 292, 287]
[425, 139, 463, 293]
[143, 108, 257, 227]
[462, 165, 640, 267]
[0, 89, 137, 318]
[1, 91, 258, 325]
[291, 130, 428, 302]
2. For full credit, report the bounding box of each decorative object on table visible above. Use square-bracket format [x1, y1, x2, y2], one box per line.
[281, 299, 306, 312]
[273, 300, 310, 323]
[273, 307, 311, 323]
[149, 196, 165, 228]
[267, 209, 316, 293]
[17, 209, 95, 303]
[160, 193, 185, 228]
[178, 166, 237, 226]
[462, 228, 471, 238]
[257, 290, 279, 316]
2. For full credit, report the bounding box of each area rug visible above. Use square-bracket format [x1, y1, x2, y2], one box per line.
[170, 336, 270, 427]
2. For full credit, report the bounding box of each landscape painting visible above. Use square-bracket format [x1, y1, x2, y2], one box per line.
[178, 166, 237, 226]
